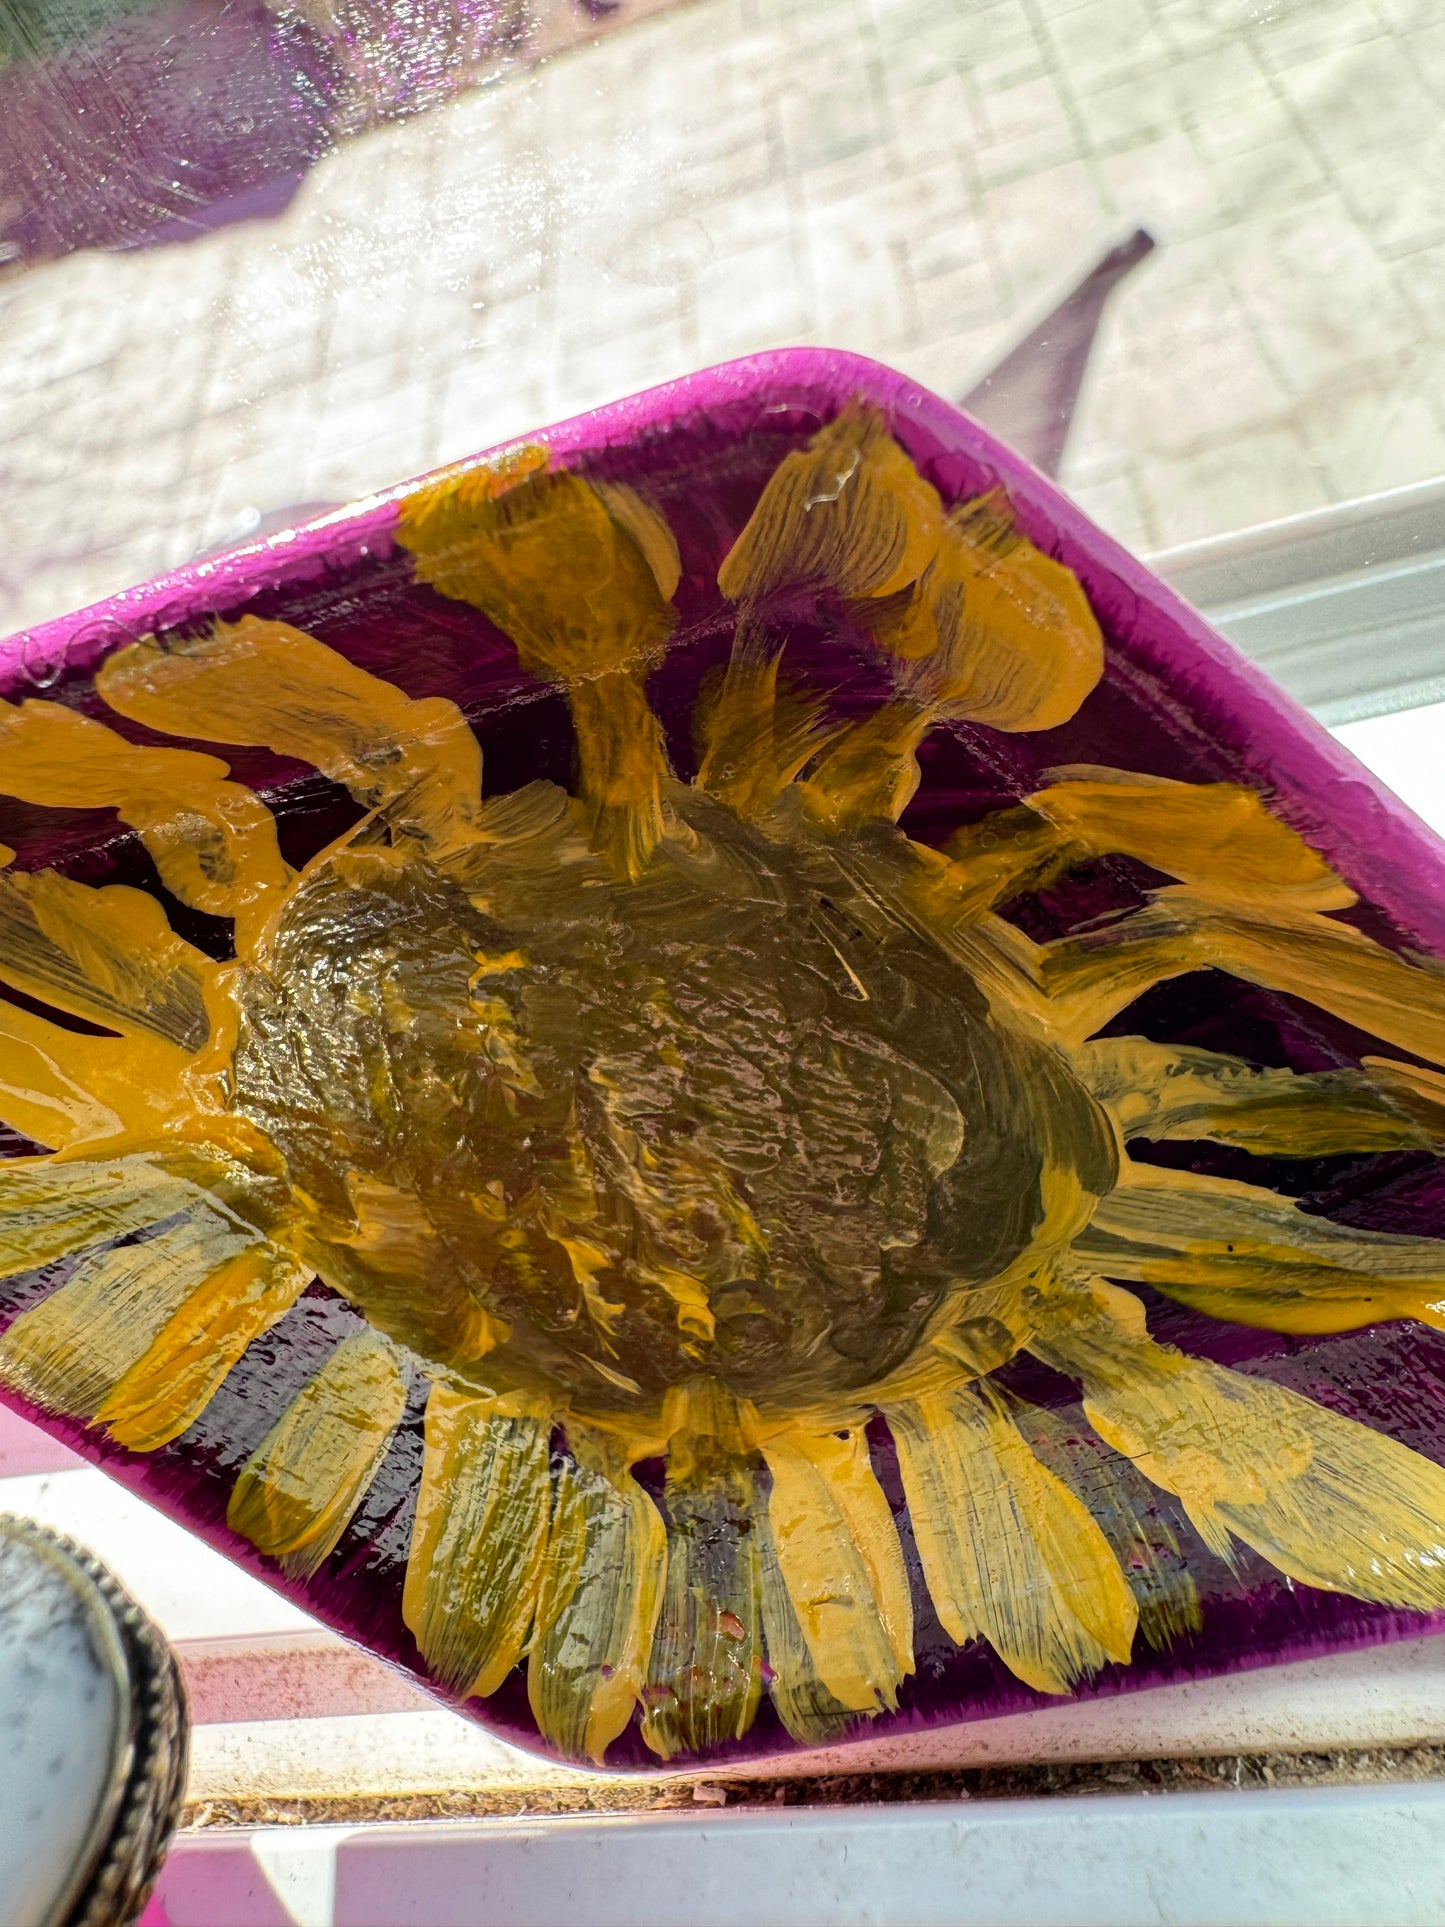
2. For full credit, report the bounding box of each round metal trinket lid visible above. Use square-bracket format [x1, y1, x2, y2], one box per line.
[0, 1512, 188, 1927]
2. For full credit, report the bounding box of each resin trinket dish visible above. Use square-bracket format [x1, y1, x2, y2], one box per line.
[4, 348, 1445, 1773]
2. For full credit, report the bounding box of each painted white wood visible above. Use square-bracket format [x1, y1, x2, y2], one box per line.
[179, 1625, 1445, 1805]
[0, 1468, 312, 1641]
[153, 1787, 1445, 1927]
[1152, 483, 1445, 728]
[1336, 701, 1445, 839]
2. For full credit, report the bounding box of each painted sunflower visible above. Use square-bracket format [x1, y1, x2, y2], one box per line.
[4, 404, 1445, 1764]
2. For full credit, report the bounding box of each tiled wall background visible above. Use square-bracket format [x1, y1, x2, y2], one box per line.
[3, 0, 1444, 634]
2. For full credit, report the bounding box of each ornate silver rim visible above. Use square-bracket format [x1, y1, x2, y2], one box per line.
[0, 1512, 189, 1927]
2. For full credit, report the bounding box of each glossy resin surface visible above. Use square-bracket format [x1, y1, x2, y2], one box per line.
[4, 350, 1445, 1771]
